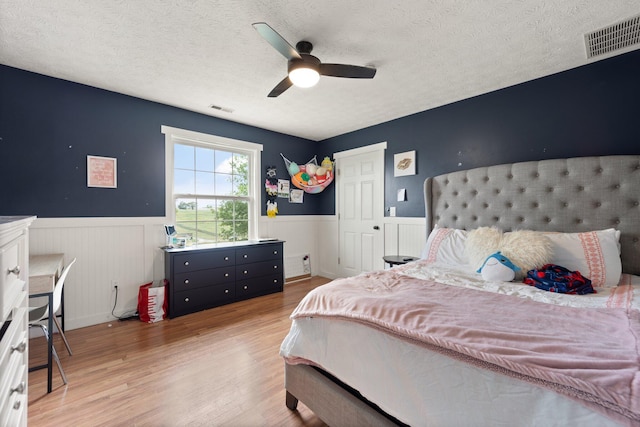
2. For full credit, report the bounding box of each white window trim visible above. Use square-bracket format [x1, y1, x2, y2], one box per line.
[161, 125, 263, 241]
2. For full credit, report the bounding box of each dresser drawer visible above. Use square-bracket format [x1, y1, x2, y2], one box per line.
[235, 243, 282, 265]
[0, 308, 27, 369]
[0, 308, 27, 423]
[236, 274, 284, 300]
[0, 355, 27, 427]
[173, 266, 235, 292]
[1, 237, 25, 322]
[171, 283, 236, 317]
[173, 249, 235, 274]
[236, 259, 283, 280]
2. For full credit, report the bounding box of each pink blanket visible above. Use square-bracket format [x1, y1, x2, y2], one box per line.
[290, 270, 640, 425]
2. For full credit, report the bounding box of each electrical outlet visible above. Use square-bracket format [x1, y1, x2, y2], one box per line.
[302, 254, 311, 274]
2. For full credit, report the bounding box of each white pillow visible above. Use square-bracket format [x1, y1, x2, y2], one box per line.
[542, 229, 622, 288]
[421, 226, 468, 266]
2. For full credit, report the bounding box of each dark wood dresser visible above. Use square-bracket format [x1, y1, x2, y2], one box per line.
[164, 240, 284, 318]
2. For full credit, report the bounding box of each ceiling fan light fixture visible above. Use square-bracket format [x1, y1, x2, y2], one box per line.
[289, 67, 320, 88]
[288, 56, 321, 88]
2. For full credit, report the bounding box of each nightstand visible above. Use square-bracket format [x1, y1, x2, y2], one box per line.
[383, 255, 419, 267]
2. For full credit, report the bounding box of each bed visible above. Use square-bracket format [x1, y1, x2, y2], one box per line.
[280, 155, 640, 426]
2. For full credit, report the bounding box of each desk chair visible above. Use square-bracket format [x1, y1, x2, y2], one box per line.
[29, 257, 77, 384]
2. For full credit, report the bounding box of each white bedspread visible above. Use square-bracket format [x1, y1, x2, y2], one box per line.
[396, 260, 638, 310]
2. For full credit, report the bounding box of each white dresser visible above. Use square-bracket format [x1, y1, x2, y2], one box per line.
[0, 216, 35, 427]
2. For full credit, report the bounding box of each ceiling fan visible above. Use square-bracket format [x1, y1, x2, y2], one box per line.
[252, 22, 376, 97]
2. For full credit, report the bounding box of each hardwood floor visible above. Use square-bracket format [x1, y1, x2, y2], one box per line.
[28, 277, 331, 427]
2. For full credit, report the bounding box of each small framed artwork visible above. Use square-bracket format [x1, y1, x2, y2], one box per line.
[87, 155, 117, 188]
[277, 179, 290, 198]
[289, 189, 304, 203]
[394, 150, 416, 177]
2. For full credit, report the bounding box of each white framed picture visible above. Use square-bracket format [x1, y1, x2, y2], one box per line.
[289, 189, 304, 203]
[87, 155, 117, 188]
[277, 179, 290, 198]
[393, 150, 416, 177]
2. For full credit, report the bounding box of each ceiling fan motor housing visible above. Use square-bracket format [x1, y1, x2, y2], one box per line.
[295, 41, 314, 54]
[288, 54, 321, 74]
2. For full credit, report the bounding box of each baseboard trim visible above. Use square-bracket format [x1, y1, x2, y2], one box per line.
[286, 274, 312, 283]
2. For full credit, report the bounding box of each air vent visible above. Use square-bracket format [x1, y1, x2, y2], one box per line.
[585, 15, 640, 58]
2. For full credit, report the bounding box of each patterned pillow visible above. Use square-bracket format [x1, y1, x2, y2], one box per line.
[542, 229, 622, 288]
[421, 226, 469, 266]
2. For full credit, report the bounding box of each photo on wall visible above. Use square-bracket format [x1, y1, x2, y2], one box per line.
[87, 155, 117, 188]
[393, 150, 416, 177]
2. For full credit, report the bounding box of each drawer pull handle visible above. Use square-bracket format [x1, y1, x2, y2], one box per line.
[243, 254, 248, 258]
[274, 251, 278, 254]
[273, 279, 277, 283]
[184, 297, 190, 302]
[224, 256, 229, 261]
[11, 341, 26, 353]
[243, 285, 248, 290]
[273, 265, 278, 269]
[11, 382, 25, 395]
[243, 270, 248, 274]
[224, 273, 229, 277]
[7, 265, 20, 275]
[225, 289, 229, 293]
[184, 261, 190, 266]
[184, 279, 189, 285]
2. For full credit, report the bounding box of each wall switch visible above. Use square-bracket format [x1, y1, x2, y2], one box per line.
[389, 206, 396, 217]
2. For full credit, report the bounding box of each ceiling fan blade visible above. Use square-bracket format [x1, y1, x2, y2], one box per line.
[252, 22, 301, 60]
[320, 63, 376, 79]
[268, 76, 293, 98]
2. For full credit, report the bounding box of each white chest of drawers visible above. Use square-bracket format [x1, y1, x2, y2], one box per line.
[0, 216, 35, 427]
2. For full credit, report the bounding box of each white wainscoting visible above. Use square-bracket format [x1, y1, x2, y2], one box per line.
[383, 217, 427, 261]
[292, 215, 427, 279]
[30, 217, 166, 330]
[29, 215, 425, 330]
[30, 216, 323, 330]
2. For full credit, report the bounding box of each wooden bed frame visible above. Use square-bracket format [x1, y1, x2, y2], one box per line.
[284, 155, 640, 426]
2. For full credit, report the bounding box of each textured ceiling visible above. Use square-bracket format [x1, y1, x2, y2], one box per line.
[1, 1, 639, 141]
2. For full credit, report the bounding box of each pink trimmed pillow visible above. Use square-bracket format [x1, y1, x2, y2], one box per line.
[542, 229, 622, 288]
[421, 226, 468, 266]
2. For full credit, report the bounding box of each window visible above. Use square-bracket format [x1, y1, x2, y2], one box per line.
[162, 126, 262, 245]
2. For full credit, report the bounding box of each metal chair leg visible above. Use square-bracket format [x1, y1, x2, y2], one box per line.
[40, 325, 68, 385]
[52, 315, 73, 356]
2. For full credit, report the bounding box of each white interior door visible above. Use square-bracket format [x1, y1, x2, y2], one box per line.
[335, 143, 386, 277]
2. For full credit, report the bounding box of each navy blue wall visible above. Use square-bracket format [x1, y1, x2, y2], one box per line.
[2, 49, 639, 219]
[0, 65, 328, 217]
[320, 49, 640, 217]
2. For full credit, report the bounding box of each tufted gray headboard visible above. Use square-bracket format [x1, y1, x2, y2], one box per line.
[424, 155, 640, 276]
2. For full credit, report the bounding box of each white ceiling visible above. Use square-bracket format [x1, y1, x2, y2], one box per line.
[1, 1, 639, 141]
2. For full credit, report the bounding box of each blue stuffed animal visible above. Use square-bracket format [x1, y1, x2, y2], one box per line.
[477, 251, 521, 282]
